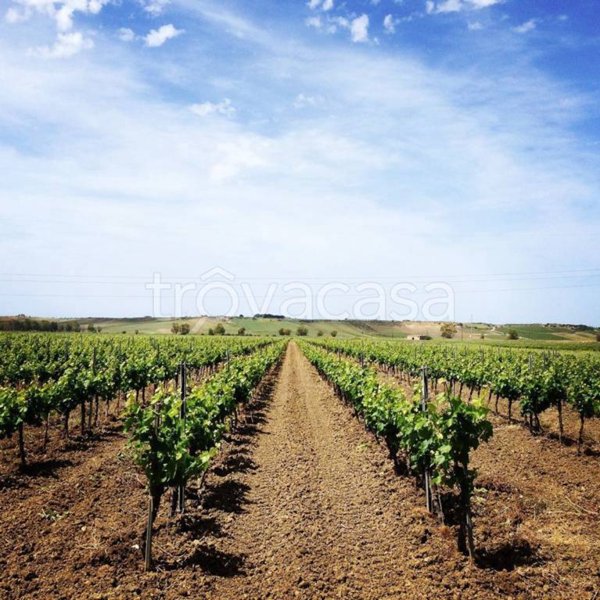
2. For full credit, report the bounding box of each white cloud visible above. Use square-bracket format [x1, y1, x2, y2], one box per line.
[141, 0, 171, 16]
[32, 31, 94, 59]
[467, 21, 483, 30]
[305, 15, 322, 29]
[144, 24, 184, 47]
[5, 0, 110, 31]
[189, 98, 236, 118]
[55, 5, 74, 31]
[307, 0, 333, 12]
[329, 16, 349, 29]
[350, 14, 369, 43]
[179, 2, 270, 43]
[209, 137, 271, 182]
[513, 19, 537, 34]
[426, 0, 503, 14]
[293, 93, 324, 109]
[430, 0, 463, 14]
[87, 0, 104, 14]
[5, 6, 30, 23]
[306, 13, 357, 38]
[2, 1, 109, 58]
[469, 0, 502, 7]
[118, 28, 135, 42]
[383, 14, 396, 34]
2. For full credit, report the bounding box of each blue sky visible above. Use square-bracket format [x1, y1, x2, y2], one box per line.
[0, 0, 599, 324]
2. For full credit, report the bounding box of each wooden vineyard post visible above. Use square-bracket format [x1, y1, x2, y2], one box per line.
[178, 362, 187, 514]
[145, 408, 161, 572]
[421, 366, 433, 514]
[18, 422, 26, 468]
[145, 495, 154, 572]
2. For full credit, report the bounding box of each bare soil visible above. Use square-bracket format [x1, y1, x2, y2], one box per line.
[490, 393, 600, 454]
[379, 368, 600, 598]
[0, 343, 598, 599]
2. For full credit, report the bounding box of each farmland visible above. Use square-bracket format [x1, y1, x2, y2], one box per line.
[1, 332, 599, 599]
[3, 315, 600, 344]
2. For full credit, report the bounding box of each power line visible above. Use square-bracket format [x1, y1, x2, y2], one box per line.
[1, 273, 599, 285]
[2, 282, 600, 299]
[0, 268, 599, 284]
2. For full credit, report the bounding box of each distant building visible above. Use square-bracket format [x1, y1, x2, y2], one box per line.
[407, 335, 429, 341]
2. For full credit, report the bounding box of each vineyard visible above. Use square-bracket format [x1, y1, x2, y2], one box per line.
[307, 338, 600, 451]
[1, 333, 599, 598]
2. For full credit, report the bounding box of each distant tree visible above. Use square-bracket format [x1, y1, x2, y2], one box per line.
[507, 329, 519, 340]
[208, 328, 215, 336]
[317, 330, 324, 337]
[87, 323, 96, 333]
[595, 331, 600, 342]
[480, 333, 485, 339]
[278, 327, 291, 336]
[171, 323, 181, 334]
[180, 323, 191, 335]
[440, 323, 457, 339]
[97, 327, 102, 333]
[331, 330, 338, 338]
[135, 329, 139, 335]
[296, 325, 308, 336]
[214, 323, 226, 335]
[238, 327, 246, 336]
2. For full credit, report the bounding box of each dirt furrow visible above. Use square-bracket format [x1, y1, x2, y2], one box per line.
[206, 342, 530, 599]
[206, 342, 413, 598]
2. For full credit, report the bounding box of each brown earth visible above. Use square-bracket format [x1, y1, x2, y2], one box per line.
[378, 367, 600, 598]
[0, 343, 599, 599]
[0, 404, 126, 501]
[490, 393, 600, 454]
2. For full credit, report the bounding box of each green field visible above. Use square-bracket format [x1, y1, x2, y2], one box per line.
[69, 318, 600, 347]
[3, 316, 598, 348]
[496, 324, 594, 341]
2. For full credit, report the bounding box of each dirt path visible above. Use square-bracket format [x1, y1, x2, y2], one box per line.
[200, 343, 561, 599]
[191, 316, 208, 334]
[206, 341, 436, 599]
